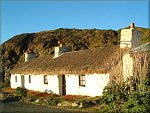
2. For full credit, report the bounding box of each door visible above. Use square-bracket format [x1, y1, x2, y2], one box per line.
[62, 74, 66, 95]
[21, 75, 25, 88]
[58, 74, 66, 96]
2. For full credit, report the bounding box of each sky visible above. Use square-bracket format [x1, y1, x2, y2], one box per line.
[0, 0, 149, 44]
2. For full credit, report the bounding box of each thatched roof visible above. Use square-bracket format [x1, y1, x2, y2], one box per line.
[11, 46, 124, 75]
[128, 43, 150, 52]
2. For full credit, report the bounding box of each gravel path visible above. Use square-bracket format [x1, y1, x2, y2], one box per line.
[0, 100, 87, 113]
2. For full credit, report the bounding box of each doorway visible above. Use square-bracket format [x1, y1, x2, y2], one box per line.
[58, 74, 66, 96]
[62, 75, 66, 95]
[21, 75, 25, 88]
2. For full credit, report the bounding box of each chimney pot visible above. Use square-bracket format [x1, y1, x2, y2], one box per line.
[130, 23, 135, 29]
[58, 40, 65, 47]
[25, 49, 35, 62]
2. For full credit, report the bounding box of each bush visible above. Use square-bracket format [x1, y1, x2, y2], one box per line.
[0, 82, 4, 88]
[101, 78, 149, 113]
[3, 95, 21, 102]
[47, 97, 61, 106]
[4, 80, 10, 87]
[102, 82, 129, 104]
[102, 82, 129, 112]
[99, 104, 123, 113]
[16, 87, 28, 97]
[79, 100, 96, 108]
[123, 91, 150, 113]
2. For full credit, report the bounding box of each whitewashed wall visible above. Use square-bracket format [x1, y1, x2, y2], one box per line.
[11, 74, 59, 94]
[10, 74, 22, 88]
[65, 73, 110, 97]
[123, 53, 134, 80]
[11, 73, 110, 97]
[120, 29, 132, 49]
[24, 74, 59, 94]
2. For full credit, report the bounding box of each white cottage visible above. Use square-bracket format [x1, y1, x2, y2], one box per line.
[10, 23, 144, 97]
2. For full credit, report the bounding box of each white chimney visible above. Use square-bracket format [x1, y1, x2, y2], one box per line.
[120, 23, 142, 49]
[54, 40, 69, 58]
[24, 49, 36, 62]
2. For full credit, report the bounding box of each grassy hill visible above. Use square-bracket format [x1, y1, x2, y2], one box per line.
[0, 27, 150, 85]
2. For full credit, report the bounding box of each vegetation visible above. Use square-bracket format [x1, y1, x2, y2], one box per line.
[0, 82, 4, 89]
[100, 52, 150, 113]
[16, 87, 28, 97]
[47, 97, 61, 106]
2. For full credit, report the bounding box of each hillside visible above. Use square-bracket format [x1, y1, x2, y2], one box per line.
[0, 27, 150, 85]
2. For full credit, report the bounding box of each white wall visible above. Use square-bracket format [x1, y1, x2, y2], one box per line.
[11, 73, 110, 97]
[10, 74, 22, 88]
[123, 53, 134, 80]
[65, 73, 110, 97]
[120, 29, 132, 49]
[11, 74, 59, 94]
[24, 74, 59, 94]
[65, 75, 79, 95]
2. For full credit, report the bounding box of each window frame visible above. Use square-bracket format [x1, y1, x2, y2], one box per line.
[79, 74, 86, 87]
[15, 76, 17, 82]
[29, 75, 31, 83]
[44, 75, 48, 84]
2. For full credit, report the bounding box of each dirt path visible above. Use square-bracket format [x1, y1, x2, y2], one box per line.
[0, 100, 87, 113]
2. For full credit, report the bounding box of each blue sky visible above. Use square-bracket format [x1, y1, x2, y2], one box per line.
[1, 0, 149, 44]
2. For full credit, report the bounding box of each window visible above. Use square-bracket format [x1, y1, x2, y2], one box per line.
[15, 76, 17, 82]
[79, 75, 86, 86]
[29, 75, 31, 83]
[44, 75, 48, 84]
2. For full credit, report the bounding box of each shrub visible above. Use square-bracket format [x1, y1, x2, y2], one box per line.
[123, 91, 150, 113]
[3, 95, 21, 102]
[99, 104, 123, 113]
[102, 82, 129, 112]
[28, 96, 38, 102]
[102, 76, 149, 112]
[102, 82, 129, 104]
[4, 80, 10, 87]
[79, 99, 96, 108]
[16, 87, 28, 97]
[0, 82, 4, 88]
[47, 97, 61, 106]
